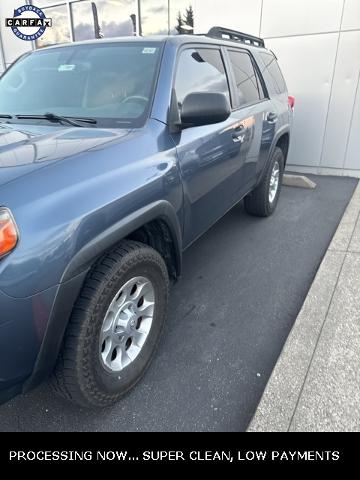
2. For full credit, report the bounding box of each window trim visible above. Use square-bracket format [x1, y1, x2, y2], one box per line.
[223, 46, 269, 112]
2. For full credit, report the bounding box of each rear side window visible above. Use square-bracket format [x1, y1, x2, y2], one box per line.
[174, 48, 230, 107]
[260, 52, 287, 94]
[227, 50, 262, 107]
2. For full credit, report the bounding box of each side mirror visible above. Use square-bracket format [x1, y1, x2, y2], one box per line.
[180, 92, 230, 128]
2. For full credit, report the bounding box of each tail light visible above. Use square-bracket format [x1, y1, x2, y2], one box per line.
[288, 95, 295, 111]
[0, 208, 18, 258]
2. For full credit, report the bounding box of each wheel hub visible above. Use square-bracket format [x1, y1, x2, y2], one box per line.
[269, 160, 280, 204]
[99, 276, 155, 373]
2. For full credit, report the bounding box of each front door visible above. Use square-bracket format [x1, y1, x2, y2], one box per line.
[171, 46, 247, 247]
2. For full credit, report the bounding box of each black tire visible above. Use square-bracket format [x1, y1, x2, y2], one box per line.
[244, 146, 284, 217]
[51, 240, 169, 408]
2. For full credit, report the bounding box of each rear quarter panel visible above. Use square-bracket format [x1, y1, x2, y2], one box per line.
[252, 49, 292, 174]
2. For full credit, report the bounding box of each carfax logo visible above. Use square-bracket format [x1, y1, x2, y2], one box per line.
[5, 5, 52, 41]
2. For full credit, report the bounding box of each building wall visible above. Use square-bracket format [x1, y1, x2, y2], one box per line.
[0, 0, 359, 176]
[194, 0, 360, 177]
[0, 0, 34, 72]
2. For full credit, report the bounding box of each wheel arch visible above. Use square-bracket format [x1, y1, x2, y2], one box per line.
[256, 126, 290, 188]
[62, 200, 182, 282]
[275, 131, 290, 165]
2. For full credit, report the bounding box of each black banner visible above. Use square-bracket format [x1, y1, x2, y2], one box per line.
[0, 432, 356, 469]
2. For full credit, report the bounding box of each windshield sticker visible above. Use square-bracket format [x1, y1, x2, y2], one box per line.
[142, 48, 157, 54]
[58, 64, 76, 72]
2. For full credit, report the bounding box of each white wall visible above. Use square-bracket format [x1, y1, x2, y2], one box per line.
[194, 0, 360, 177]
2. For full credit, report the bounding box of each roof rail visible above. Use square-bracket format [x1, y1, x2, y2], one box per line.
[207, 26, 265, 48]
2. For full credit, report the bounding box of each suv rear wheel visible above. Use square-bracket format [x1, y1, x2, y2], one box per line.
[51, 240, 169, 408]
[244, 146, 284, 217]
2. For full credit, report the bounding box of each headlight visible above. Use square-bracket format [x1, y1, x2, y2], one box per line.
[0, 208, 18, 258]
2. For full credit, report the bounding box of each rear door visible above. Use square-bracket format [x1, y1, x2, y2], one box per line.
[223, 47, 268, 184]
[257, 51, 290, 129]
[252, 50, 290, 174]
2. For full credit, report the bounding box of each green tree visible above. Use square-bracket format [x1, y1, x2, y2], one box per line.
[175, 11, 183, 34]
[184, 5, 194, 28]
[175, 4, 194, 35]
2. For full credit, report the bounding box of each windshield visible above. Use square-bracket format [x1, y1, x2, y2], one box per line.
[0, 42, 163, 128]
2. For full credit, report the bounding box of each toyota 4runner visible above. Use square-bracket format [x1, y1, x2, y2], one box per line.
[0, 27, 293, 407]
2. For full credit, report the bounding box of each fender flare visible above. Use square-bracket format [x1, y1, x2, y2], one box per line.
[62, 200, 182, 282]
[23, 200, 182, 391]
[256, 125, 290, 187]
[270, 125, 290, 158]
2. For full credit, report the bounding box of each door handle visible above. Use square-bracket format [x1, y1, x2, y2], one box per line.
[266, 112, 278, 123]
[233, 124, 245, 132]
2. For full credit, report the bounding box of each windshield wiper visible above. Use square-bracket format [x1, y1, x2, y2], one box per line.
[0, 114, 12, 119]
[15, 112, 97, 127]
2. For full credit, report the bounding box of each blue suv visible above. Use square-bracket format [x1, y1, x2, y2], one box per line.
[0, 27, 293, 407]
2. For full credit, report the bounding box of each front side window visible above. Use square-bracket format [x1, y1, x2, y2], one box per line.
[227, 50, 262, 107]
[174, 48, 230, 108]
[0, 42, 162, 128]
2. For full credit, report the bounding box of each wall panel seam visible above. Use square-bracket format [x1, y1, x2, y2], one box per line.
[319, 0, 346, 171]
[263, 27, 360, 41]
[342, 68, 360, 170]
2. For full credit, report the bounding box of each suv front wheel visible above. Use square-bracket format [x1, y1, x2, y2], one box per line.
[51, 240, 169, 408]
[244, 146, 285, 217]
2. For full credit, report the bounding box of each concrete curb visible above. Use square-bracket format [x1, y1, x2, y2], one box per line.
[283, 174, 317, 189]
[248, 180, 360, 432]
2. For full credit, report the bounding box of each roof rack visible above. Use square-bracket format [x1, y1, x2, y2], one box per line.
[206, 26, 265, 48]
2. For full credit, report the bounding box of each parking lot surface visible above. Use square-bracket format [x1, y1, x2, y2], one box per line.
[0, 174, 357, 431]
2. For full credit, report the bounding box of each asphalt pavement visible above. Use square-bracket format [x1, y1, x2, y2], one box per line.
[0, 174, 357, 431]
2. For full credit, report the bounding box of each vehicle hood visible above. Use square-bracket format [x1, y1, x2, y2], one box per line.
[0, 123, 132, 187]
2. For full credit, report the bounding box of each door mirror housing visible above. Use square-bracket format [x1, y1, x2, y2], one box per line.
[180, 92, 231, 128]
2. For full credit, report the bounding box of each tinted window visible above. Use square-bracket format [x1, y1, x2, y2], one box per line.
[260, 52, 287, 94]
[227, 50, 262, 106]
[175, 48, 230, 107]
[0, 43, 162, 128]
